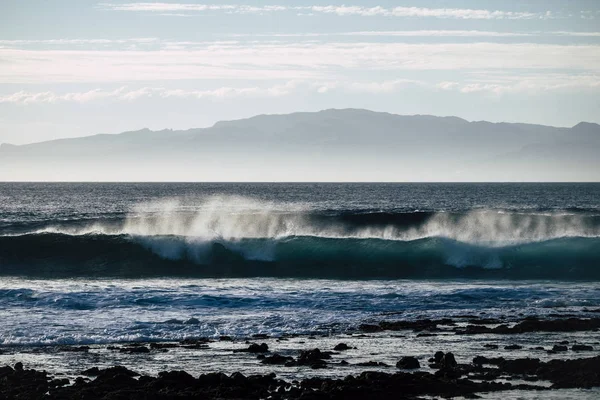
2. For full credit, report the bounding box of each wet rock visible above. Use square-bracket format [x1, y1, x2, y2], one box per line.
[333, 343, 351, 351]
[58, 345, 90, 352]
[473, 356, 505, 366]
[440, 352, 458, 369]
[81, 367, 101, 376]
[149, 342, 178, 350]
[296, 348, 331, 368]
[356, 361, 388, 367]
[95, 366, 140, 378]
[163, 318, 184, 324]
[261, 354, 294, 365]
[396, 356, 420, 369]
[359, 324, 383, 332]
[197, 371, 230, 385]
[483, 344, 499, 349]
[434, 351, 445, 363]
[49, 378, 70, 387]
[0, 366, 13, 378]
[156, 370, 197, 387]
[536, 355, 600, 388]
[119, 345, 150, 353]
[236, 342, 269, 353]
[14, 362, 23, 371]
[502, 358, 541, 374]
[180, 338, 211, 349]
[252, 333, 269, 339]
[184, 317, 200, 324]
[552, 345, 568, 352]
[505, 344, 523, 350]
[511, 318, 600, 333]
[219, 335, 233, 341]
[572, 344, 594, 351]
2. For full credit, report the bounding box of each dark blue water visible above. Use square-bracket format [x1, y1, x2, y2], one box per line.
[1, 182, 599, 279]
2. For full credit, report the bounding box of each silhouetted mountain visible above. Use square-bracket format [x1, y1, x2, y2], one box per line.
[1, 109, 598, 181]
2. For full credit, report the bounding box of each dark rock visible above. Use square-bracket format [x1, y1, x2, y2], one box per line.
[81, 367, 101, 376]
[572, 344, 593, 351]
[236, 343, 269, 353]
[434, 351, 445, 363]
[150, 342, 178, 350]
[261, 354, 294, 365]
[396, 356, 420, 369]
[505, 344, 523, 350]
[502, 358, 541, 374]
[359, 324, 383, 332]
[552, 345, 568, 352]
[536, 355, 600, 388]
[440, 352, 457, 369]
[157, 370, 197, 387]
[119, 345, 150, 353]
[483, 344, 499, 349]
[49, 378, 70, 387]
[333, 343, 351, 351]
[357, 361, 388, 367]
[296, 348, 332, 368]
[252, 333, 269, 339]
[14, 362, 23, 371]
[58, 345, 90, 352]
[95, 366, 140, 377]
[184, 317, 200, 324]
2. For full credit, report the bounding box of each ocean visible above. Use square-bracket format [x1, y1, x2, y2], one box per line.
[1, 182, 600, 342]
[1, 183, 599, 398]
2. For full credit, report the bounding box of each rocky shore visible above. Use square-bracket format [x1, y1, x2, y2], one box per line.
[1, 315, 599, 399]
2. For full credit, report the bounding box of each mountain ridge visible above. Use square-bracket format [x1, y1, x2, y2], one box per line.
[2, 109, 591, 148]
[1, 108, 598, 181]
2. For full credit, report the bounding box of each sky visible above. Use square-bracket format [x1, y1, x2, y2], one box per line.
[1, 0, 600, 145]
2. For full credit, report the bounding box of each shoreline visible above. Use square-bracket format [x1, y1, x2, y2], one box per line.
[2, 315, 599, 399]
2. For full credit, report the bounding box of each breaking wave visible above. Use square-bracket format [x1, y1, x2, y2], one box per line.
[1, 196, 599, 279]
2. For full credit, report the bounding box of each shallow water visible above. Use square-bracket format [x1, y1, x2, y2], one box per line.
[1, 278, 599, 346]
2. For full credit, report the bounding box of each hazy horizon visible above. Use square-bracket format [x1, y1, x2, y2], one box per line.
[1, 108, 598, 182]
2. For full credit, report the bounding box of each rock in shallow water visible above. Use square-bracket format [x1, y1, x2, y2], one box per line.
[396, 357, 420, 369]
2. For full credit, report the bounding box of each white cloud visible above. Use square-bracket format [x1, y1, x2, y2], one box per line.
[0, 38, 158, 46]
[2, 42, 599, 84]
[0, 82, 300, 104]
[304, 5, 543, 19]
[100, 3, 556, 20]
[456, 75, 600, 95]
[3, 75, 598, 105]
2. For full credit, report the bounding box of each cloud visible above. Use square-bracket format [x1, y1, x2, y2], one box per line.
[99, 3, 286, 14]
[303, 6, 543, 19]
[100, 3, 556, 20]
[0, 38, 158, 46]
[2, 42, 600, 84]
[455, 75, 600, 95]
[0, 82, 300, 104]
[3, 75, 599, 106]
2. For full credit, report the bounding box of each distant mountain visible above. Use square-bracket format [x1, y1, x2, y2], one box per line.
[1, 109, 598, 181]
